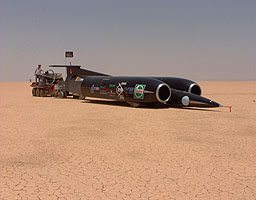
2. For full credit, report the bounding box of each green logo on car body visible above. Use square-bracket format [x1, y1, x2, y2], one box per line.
[134, 84, 146, 99]
[108, 84, 116, 88]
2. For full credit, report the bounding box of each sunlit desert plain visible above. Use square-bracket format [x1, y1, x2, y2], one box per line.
[0, 82, 255, 199]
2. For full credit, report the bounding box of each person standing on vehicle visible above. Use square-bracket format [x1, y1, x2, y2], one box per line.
[34, 64, 44, 82]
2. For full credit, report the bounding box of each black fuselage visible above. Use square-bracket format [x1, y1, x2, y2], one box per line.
[50, 65, 220, 107]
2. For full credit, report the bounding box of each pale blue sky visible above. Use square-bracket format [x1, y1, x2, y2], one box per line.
[0, 0, 255, 81]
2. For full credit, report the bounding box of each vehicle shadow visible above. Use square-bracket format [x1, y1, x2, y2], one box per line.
[171, 106, 221, 112]
[82, 99, 130, 107]
[81, 99, 168, 109]
[81, 99, 220, 112]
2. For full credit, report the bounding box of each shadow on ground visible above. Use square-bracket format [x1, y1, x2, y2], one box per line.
[81, 99, 220, 112]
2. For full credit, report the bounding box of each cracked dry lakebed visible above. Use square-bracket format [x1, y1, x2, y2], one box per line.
[0, 82, 256, 200]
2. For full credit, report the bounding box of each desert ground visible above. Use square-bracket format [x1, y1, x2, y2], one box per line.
[0, 81, 255, 200]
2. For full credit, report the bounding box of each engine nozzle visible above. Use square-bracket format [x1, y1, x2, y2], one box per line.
[156, 84, 171, 104]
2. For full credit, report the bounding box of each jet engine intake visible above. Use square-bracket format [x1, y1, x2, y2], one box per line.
[188, 83, 201, 95]
[156, 84, 171, 104]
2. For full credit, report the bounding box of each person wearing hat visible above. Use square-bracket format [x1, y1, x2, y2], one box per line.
[34, 64, 44, 82]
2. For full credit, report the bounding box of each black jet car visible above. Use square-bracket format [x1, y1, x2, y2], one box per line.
[50, 65, 230, 109]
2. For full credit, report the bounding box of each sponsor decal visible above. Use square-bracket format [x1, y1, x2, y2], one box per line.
[124, 87, 134, 95]
[100, 90, 107, 94]
[116, 83, 124, 96]
[121, 82, 127, 86]
[134, 84, 146, 99]
[108, 84, 116, 88]
[90, 84, 95, 93]
[100, 85, 107, 94]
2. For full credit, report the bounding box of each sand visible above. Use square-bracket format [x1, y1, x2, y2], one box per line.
[0, 82, 255, 200]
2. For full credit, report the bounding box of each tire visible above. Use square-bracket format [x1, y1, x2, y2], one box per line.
[53, 90, 58, 97]
[32, 88, 36, 96]
[39, 89, 46, 97]
[56, 91, 65, 98]
[36, 88, 40, 97]
[63, 91, 68, 98]
[55, 91, 62, 98]
[60, 91, 65, 98]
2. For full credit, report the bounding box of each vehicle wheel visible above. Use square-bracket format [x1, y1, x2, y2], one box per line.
[39, 89, 46, 97]
[55, 91, 62, 98]
[53, 90, 58, 97]
[36, 88, 40, 97]
[32, 88, 36, 96]
[63, 91, 68, 98]
[60, 91, 65, 98]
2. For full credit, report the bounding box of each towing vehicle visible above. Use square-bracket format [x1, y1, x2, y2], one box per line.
[31, 70, 68, 98]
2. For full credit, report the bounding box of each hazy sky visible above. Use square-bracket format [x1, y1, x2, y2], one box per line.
[0, 0, 255, 81]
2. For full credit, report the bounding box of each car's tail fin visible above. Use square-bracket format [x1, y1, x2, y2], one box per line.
[49, 65, 109, 77]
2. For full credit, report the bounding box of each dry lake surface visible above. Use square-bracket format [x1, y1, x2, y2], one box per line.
[0, 82, 255, 200]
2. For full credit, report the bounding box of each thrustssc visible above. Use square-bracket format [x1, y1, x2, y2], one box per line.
[49, 65, 231, 110]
